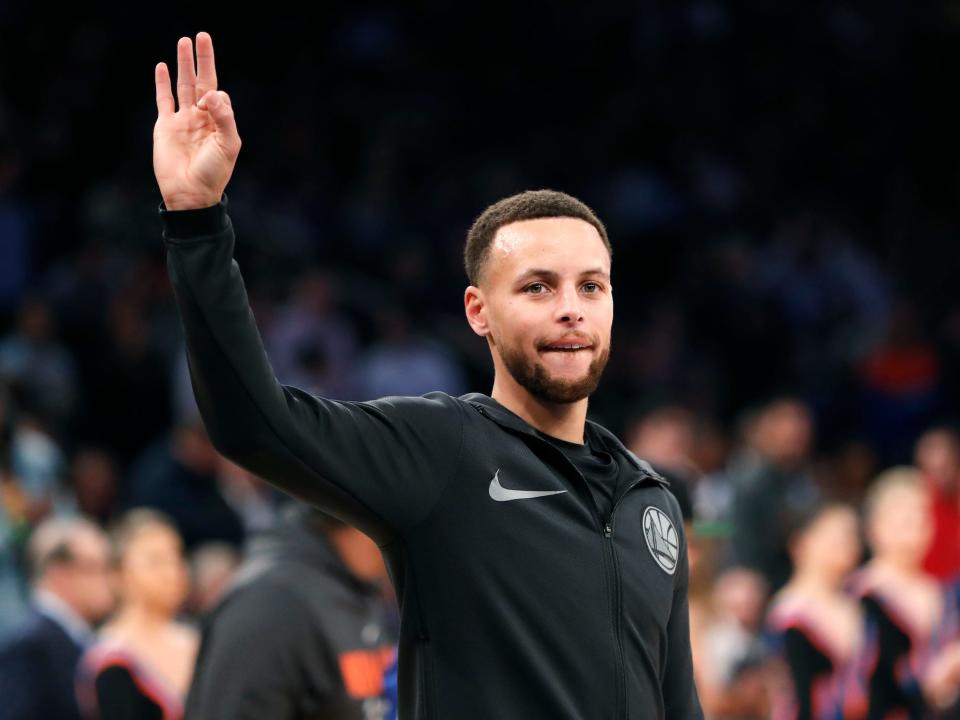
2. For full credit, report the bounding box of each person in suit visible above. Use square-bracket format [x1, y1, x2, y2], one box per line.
[0, 515, 114, 720]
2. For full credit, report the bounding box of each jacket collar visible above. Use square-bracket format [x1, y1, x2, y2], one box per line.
[459, 392, 669, 487]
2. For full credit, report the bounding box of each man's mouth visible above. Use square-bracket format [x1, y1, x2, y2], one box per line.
[540, 341, 593, 353]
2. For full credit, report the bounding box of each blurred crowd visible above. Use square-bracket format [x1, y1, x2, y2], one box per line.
[634, 402, 960, 717]
[3, 1, 960, 718]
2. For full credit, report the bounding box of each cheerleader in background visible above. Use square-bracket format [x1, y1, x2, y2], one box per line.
[77, 508, 197, 720]
[765, 502, 869, 720]
[849, 467, 959, 719]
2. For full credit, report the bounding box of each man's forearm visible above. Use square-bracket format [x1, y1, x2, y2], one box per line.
[160, 194, 390, 540]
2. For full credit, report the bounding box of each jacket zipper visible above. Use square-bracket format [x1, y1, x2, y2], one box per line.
[536, 437, 647, 720]
[603, 476, 644, 719]
[474, 404, 652, 719]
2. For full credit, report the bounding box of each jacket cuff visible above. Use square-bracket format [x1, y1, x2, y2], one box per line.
[159, 192, 229, 238]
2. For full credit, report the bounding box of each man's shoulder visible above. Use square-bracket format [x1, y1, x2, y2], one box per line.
[0, 610, 73, 658]
[356, 390, 466, 418]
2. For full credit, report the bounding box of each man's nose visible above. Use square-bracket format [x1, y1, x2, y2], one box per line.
[555, 285, 585, 323]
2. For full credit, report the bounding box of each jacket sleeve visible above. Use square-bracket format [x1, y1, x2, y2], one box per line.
[662, 510, 704, 719]
[160, 193, 464, 545]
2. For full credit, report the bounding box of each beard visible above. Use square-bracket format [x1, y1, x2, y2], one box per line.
[497, 335, 611, 404]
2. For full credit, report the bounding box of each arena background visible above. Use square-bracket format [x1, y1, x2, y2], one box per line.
[1, 3, 960, 718]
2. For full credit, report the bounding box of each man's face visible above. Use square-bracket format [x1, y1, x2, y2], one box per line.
[465, 217, 613, 404]
[55, 530, 114, 623]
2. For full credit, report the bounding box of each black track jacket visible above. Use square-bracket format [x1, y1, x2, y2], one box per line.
[160, 193, 703, 720]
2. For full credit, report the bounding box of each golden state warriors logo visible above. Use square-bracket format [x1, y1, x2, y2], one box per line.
[642, 506, 679, 575]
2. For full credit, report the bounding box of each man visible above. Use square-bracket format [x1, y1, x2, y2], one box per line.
[153, 32, 702, 719]
[186, 502, 398, 719]
[728, 397, 818, 592]
[0, 515, 114, 720]
[626, 405, 698, 521]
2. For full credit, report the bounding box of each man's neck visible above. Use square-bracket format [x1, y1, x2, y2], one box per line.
[490, 378, 588, 445]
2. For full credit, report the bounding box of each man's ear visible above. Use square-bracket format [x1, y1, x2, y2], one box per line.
[464, 285, 490, 337]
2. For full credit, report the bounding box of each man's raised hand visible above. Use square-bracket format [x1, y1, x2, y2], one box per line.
[153, 32, 241, 211]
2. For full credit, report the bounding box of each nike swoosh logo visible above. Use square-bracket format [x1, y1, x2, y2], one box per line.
[488, 469, 568, 502]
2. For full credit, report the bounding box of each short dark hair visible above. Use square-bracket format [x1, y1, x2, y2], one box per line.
[463, 189, 611, 287]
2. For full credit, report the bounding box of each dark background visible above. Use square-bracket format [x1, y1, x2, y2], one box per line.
[1, 1, 959, 509]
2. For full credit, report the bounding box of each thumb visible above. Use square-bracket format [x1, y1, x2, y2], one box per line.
[197, 89, 221, 110]
[199, 91, 239, 142]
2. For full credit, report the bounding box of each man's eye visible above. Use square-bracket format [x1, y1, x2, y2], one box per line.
[583, 282, 600, 293]
[524, 283, 546, 294]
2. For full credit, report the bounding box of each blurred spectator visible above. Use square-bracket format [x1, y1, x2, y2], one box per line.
[690, 566, 768, 719]
[77, 508, 197, 720]
[9, 414, 69, 520]
[815, 438, 877, 507]
[214, 455, 279, 535]
[265, 270, 359, 400]
[848, 467, 959, 718]
[0, 500, 25, 637]
[728, 397, 819, 591]
[924, 636, 960, 715]
[689, 421, 737, 527]
[626, 404, 698, 520]
[186, 542, 241, 617]
[626, 404, 698, 474]
[0, 515, 113, 720]
[0, 296, 78, 434]
[859, 301, 945, 466]
[69, 448, 119, 527]
[0, 385, 28, 633]
[913, 426, 960, 582]
[355, 306, 467, 398]
[0, 380, 72, 526]
[764, 503, 868, 720]
[186, 503, 398, 720]
[126, 420, 244, 551]
[0, 398, 72, 621]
